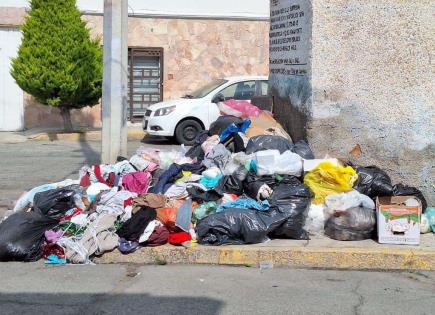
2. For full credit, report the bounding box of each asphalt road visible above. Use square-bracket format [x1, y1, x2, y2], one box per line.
[0, 137, 179, 206]
[0, 263, 434, 315]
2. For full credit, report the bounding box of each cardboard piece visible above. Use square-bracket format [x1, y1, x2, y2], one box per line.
[376, 196, 422, 245]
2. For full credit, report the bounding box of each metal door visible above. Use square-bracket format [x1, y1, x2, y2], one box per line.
[0, 28, 23, 131]
[128, 48, 163, 121]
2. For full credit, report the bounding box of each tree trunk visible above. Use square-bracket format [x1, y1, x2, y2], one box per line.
[60, 106, 73, 132]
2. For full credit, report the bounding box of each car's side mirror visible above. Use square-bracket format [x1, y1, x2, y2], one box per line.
[212, 94, 225, 103]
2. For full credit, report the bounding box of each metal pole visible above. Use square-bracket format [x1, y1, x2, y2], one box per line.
[101, 0, 128, 164]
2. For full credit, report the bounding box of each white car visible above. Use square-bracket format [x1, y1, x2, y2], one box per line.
[142, 75, 269, 145]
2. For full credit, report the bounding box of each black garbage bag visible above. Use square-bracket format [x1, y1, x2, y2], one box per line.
[245, 135, 293, 154]
[324, 207, 376, 241]
[353, 166, 393, 198]
[209, 115, 243, 135]
[197, 207, 290, 245]
[214, 175, 244, 196]
[292, 140, 315, 159]
[244, 171, 301, 200]
[268, 183, 312, 240]
[0, 211, 58, 261]
[392, 184, 427, 211]
[33, 186, 79, 220]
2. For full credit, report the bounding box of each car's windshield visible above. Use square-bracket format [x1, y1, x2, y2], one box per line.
[183, 79, 228, 99]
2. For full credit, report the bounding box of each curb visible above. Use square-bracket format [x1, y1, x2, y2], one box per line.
[27, 129, 145, 141]
[94, 244, 435, 271]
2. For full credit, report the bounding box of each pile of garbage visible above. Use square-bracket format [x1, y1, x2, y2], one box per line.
[0, 100, 431, 264]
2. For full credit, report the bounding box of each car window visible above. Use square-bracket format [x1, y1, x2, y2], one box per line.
[186, 79, 228, 98]
[217, 81, 256, 101]
[258, 80, 269, 97]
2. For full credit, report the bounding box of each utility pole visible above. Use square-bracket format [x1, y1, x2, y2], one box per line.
[101, 0, 128, 164]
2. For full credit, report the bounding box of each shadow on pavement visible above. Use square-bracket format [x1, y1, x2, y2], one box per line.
[78, 133, 100, 165]
[0, 293, 224, 314]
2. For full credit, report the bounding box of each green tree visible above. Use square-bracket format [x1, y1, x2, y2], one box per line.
[11, 0, 102, 131]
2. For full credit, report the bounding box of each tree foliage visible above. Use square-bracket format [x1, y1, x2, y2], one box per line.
[11, 0, 103, 130]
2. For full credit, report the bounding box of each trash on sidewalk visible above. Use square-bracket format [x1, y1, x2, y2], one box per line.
[0, 101, 431, 263]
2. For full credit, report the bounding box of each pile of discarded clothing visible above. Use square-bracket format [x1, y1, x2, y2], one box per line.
[0, 100, 431, 263]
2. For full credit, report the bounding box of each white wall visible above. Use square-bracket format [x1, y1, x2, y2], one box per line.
[1, 0, 270, 19]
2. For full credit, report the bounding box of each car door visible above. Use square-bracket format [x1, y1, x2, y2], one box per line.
[207, 80, 257, 124]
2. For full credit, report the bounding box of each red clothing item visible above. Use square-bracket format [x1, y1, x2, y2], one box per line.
[168, 231, 191, 245]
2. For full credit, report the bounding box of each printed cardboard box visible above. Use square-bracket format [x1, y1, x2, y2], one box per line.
[376, 196, 422, 245]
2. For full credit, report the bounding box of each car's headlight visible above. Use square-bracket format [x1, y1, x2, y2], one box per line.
[154, 106, 176, 116]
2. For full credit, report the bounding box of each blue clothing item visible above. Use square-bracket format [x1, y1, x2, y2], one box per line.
[118, 238, 140, 254]
[219, 119, 251, 142]
[216, 197, 270, 213]
[44, 254, 66, 265]
[149, 164, 183, 194]
[175, 198, 192, 232]
[200, 174, 224, 190]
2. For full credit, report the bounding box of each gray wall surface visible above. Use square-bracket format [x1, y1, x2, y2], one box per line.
[270, 0, 434, 205]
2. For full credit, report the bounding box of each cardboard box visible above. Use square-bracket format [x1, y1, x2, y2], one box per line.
[376, 196, 422, 245]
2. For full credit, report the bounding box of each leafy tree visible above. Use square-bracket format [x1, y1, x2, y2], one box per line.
[11, 0, 102, 131]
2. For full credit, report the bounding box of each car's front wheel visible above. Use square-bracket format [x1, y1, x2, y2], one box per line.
[175, 119, 203, 145]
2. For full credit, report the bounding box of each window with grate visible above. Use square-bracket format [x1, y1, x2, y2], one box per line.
[128, 48, 163, 121]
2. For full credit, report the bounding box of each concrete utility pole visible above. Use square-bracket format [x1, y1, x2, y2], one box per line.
[101, 0, 128, 164]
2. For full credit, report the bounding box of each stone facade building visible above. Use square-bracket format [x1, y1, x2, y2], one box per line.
[0, 0, 269, 130]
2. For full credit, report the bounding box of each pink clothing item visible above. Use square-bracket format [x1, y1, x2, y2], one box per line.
[219, 99, 262, 118]
[122, 163, 158, 194]
[122, 171, 152, 194]
[45, 230, 63, 243]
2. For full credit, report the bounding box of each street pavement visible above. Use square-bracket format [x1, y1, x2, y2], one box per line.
[0, 137, 179, 209]
[0, 263, 434, 315]
[1, 139, 435, 315]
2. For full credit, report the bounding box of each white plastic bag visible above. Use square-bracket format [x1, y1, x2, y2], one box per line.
[255, 150, 302, 176]
[325, 190, 375, 213]
[304, 204, 327, 235]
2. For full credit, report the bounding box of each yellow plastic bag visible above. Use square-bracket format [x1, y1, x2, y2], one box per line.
[304, 162, 358, 204]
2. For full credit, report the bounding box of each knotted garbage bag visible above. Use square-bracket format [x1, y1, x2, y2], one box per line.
[304, 162, 358, 204]
[353, 165, 393, 198]
[324, 206, 376, 241]
[268, 183, 312, 240]
[0, 211, 58, 261]
[33, 185, 79, 220]
[197, 207, 289, 245]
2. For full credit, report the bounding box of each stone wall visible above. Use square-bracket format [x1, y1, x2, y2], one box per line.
[270, 0, 435, 204]
[84, 16, 269, 100]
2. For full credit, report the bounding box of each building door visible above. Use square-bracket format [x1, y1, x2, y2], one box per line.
[128, 48, 163, 121]
[0, 28, 23, 131]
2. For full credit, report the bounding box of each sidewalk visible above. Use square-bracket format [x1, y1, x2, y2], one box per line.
[0, 123, 145, 143]
[96, 234, 435, 271]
